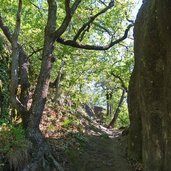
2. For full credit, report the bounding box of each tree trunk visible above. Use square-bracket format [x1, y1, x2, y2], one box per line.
[54, 61, 64, 102]
[22, 1, 64, 170]
[106, 90, 112, 116]
[0, 84, 2, 117]
[127, 65, 142, 161]
[18, 45, 30, 107]
[107, 90, 125, 128]
[128, 0, 171, 170]
[109, 92, 113, 116]
[106, 91, 110, 116]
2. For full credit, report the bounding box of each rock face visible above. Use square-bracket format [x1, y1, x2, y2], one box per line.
[93, 106, 105, 117]
[82, 104, 95, 117]
[128, 1, 171, 170]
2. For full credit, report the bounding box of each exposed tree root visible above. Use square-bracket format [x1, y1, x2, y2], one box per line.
[23, 148, 64, 171]
[22, 128, 64, 171]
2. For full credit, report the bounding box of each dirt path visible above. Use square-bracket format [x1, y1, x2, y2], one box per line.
[68, 136, 134, 171]
[50, 131, 135, 171]
[43, 108, 135, 171]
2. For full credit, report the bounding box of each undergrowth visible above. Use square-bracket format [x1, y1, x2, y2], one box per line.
[0, 123, 32, 170]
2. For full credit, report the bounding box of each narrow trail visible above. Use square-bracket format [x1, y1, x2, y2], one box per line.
[69, 135, 134, 171]
[41, 107, 135, 171]
[49, 129, 135, 171]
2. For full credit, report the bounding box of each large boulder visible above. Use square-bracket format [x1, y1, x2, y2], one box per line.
[128, 1, 171, 170]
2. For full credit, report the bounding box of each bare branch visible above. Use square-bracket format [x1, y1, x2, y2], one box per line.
[54, 0, 81, 39]
[56, 24, 133, 50]
[99, 0, 108, 7]
[29, 0, 44, 16]
[125, 12, 134, 24]
[29, 0, 41, 10]
[28, 46, 43, 58]
[71, 0, 82, 15]
[79, 24, 90, 41]
[93, 22, 112, 36]
[73, 0, 114, 41]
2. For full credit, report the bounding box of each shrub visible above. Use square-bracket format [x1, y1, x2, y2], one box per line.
[0, 123, 32, 170]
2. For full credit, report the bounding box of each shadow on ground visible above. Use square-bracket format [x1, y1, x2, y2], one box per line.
[49, 132, 135, 171]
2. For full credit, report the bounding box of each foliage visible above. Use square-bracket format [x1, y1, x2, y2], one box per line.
[0, 36, 3, 52]
[116, 107, 130, 128]
[1, 0, 134, 113]
[0, 0, 136, 141]
[62, 118, 74, 128]
[65, 132, 89, 169]
[0, 37, 10, 119]
[0, 124, 30, 154]
[67, 132, 88, 144]
[0, 123, 32, 170]
[0, 67, 10, 119]
[0, 1, 139, 170]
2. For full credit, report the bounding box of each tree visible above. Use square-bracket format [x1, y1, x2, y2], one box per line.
[107, 89, 125, 128]
[128, 0, 171, 170]
[0, 0, 133, 170]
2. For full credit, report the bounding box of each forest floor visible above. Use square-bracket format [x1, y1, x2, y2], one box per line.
[40, 106, 138, 171]
[49, 130, 135, 171]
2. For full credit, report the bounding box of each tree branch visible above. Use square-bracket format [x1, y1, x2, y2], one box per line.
[93, 22, 112, 36]
[29, 0, 41, 10]
[28, 46, 43, 58]
[99, 0, 108, 7]
[73, 0, 114, 41]
[13, 0, 22, 39]
[111, 73, 128, 92]
[30, 0, 58, 122]
[54, 0, 81, 39]
[0, 16, 12, 42]
[107, 89, 125, 128]
[0, 3, 30, 113]
[56, 24, 133, 50]
[10, 0, 28, 111]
